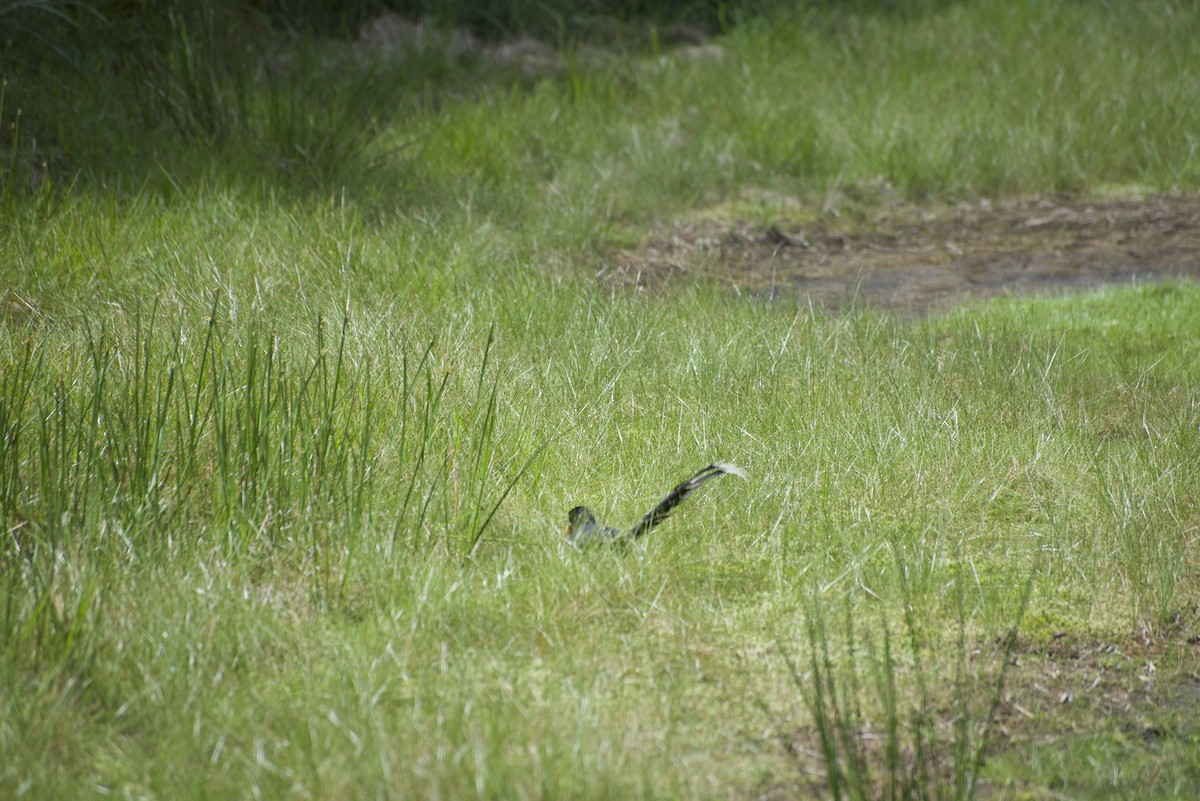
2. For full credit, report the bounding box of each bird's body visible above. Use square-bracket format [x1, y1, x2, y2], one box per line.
[566, 462, 746, 548]
[564, 507, 626, 547]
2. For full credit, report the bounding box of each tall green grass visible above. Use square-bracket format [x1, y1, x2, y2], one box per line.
[764, 560, 1033, 801]
[0, 304, 539, 680]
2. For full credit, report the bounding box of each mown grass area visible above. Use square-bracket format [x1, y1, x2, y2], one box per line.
[3, 1, 1199, 799]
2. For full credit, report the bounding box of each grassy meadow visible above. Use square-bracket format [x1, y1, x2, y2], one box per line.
[3, 1, 1199, 798]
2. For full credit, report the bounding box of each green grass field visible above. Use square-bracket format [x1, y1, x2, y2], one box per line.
[3, 1, 1199, 798]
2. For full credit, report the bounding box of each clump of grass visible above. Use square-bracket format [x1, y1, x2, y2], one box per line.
[767, 557, 1033, 801]
[0, 302, 533, 672]
[86, 5, 417, 189]
[142, 7, 253, 146]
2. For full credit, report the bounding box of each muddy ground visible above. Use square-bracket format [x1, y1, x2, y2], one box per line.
[606, 193, 1200, 313]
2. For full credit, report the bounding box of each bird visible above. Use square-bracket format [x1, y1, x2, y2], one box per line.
[566, 462, 747, 547]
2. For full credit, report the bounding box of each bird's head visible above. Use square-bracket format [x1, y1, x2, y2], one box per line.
[566, 506, 596, 539]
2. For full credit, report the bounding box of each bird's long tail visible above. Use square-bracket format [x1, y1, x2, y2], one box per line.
[629, 462, 747, 540]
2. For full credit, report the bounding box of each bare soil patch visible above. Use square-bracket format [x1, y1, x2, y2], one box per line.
[997, 623, 1200, 742]
[606, 194, 1200, 312]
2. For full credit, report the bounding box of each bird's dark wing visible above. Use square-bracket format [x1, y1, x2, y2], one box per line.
[629, 462, 747, 540]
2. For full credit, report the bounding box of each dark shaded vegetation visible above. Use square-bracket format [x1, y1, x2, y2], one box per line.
[1, 0, 738, 59]
[2, 2, 426, 202]
[2, 0, 956, 49]
[5, 0, 1197, 214]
